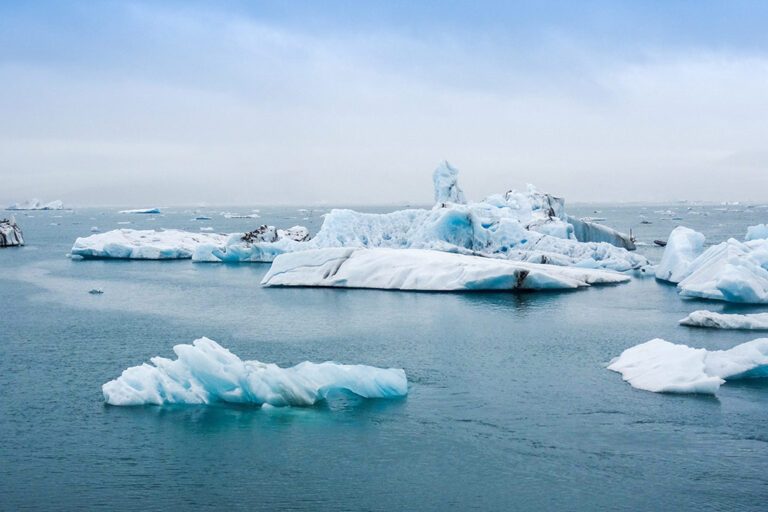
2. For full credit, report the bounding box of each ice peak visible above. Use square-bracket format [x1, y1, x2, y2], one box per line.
[433, 161, 466, 205]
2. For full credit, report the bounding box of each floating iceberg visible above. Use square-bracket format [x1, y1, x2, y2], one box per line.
[102, 337, 407, 406]
[71, 225, 309, 261]
[71, 229, 227, 259]
[119, 208, 161, 214]
[655, 226, 705, 283]
[655, 226, 768, 304]
[261, 247, 630, 291]
[746, 224, 768, 241]
[0, 216, 24, 247]
[608, 338, 768, 394]
[680, 310, 768, 330]
[7, 199, 63, 210]
[72, 162, 647, 272]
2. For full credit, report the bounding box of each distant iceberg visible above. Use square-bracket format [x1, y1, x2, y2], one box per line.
[0, 216, 24, 247]
[7, 199, 64, 210]
[119, 208, 161, 214]
[680, 310, 768, 330]
[745, 224, 768, 241]
[102, 337, 408, 406]
[608, 338, 768, 394]
[261, 247, 630, 291]
[655, 226, 768, 304]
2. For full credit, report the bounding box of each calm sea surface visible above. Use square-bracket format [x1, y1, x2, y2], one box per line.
[1, 203, 767, 511]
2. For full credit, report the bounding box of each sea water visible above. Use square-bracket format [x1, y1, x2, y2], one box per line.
[1, 204, 767, 511]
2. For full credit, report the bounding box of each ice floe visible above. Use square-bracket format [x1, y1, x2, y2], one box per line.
[119, 208, 161, 214]
[72, 229, 227, 259]
[102, 337, 407, 406]
[608, 338, 768, 394]
[7, 199, 64, 210]
[261, 247, 630, 291]
[0, 216, 24, 247]
[680, 310, 768, 330]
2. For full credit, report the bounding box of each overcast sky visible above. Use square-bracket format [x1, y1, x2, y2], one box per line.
[1, 0, 767, 206]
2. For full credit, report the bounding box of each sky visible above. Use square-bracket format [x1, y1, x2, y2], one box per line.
[1, 0, 767, 206]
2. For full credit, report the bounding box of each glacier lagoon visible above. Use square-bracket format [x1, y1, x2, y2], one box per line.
[2, 204, 768, 511]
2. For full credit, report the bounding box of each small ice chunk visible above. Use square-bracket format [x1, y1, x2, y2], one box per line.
[680, 310, 768, 330]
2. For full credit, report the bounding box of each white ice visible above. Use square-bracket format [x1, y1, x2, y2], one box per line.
[655, 226, 705, 283]
[6, 199, 64, 210]
[607, 337, 768, 394]
[261, 247, 630, 291]
[102, 337, 408, 406]
[119, 208, 162, 214]
[71, 229, 227, 259]
[655, 225, 768, 304]
[433, 160, 466, 204]
[680, 310, 768, 330]
[746, 224, 768, 241]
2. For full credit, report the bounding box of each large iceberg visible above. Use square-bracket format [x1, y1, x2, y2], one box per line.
[654, 226, 705, 282]
[7, 199, 63, 210]
[608, 338, 768, 394]
[680, 310, 768, 330]
[655, 226, 768, 304]
[102, 337, 408, 406]
[71, 162, 647, 271]
[261, 247, 630, 291]
[0, 216, 24, 247]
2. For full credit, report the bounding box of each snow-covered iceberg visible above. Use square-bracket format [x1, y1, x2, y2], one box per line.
[608, 338, 768, 394]
[655, 226, 768, 304]
[6, 199, 63, 210]
[261, 247, 630, 291]
[102, 337, 408, 406]
[0, 216, 24, 247]
[655, 226, 705, 283]
[71, 229, 227, 259]
[119, 208, 161, 214]
[680, 310, 768, 330]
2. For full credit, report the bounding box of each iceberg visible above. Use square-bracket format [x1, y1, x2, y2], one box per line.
[655, 226, 705, 283]
[680, 310, 768, 330]
[261, 247, 630, 291]
[71, 229, 227, 259]
[655, 225, 768, 304]
[607, 338, 768, 394]
[71, 225, 309, 261]
[566, 215, 636, 250]
[746, 224, 768, 241]
[119, 208, 161, 214]
[102, 337, 408, 406]
[0, 216, 24, 247]
[433, 160, 466, 204]
[6, 199, 64, 210]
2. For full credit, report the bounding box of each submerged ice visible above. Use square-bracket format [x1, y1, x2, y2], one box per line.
[103, 337, 408, 406]
[608, 338, 768, 394]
